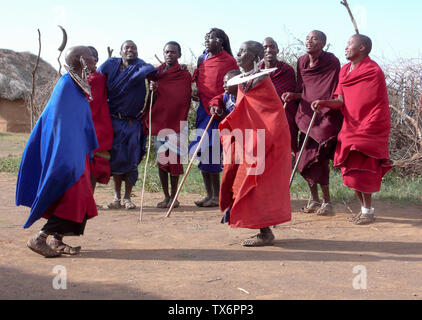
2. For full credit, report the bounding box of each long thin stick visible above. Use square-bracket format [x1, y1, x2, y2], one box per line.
[139, 91, 154, 222]
[166, 114, 216, 218]
[340, 0, 360, 34]
[290, 111, 317, 187]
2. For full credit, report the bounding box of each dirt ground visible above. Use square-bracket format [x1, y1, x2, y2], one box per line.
[1, 171, 421, 301]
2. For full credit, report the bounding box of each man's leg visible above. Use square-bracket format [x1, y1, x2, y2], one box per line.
[302, 183, 321, 213]
[123, 175, 136, 210]
[108, 174, 122, 209]
[202, 172, 220, 207]
[157, 167, 170, 208]
[195, 171, 213, 207]
[167, 174, 180, 208]
[316, 184, 334, 216]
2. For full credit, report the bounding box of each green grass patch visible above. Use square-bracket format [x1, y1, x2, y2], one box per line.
[0, 156, 21, 174]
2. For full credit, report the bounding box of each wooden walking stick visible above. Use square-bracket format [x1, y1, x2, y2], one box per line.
[139, 91, 154, 222]
[166, 114, 216, 218]
[289, 110, 318, 187]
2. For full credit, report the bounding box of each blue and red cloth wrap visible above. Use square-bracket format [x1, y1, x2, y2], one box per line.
[16, 73, 98, 229]
[97, 57, 157, 185]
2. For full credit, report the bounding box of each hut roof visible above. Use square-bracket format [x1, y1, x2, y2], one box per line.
[0, 49, 58, 101]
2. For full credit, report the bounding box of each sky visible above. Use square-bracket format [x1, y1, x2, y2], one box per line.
[1, 0, 421, 70]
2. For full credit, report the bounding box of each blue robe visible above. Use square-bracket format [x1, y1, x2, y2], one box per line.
[16, 73, 98, 229]
[98, 58, 156, 185]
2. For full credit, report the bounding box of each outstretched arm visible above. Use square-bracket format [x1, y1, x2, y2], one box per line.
[311, 95, 344, 112]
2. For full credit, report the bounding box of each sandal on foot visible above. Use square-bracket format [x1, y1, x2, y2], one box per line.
[347, 212, 361, 222]
[202, 198, 219, 208]
[27, 236, 61, 258]
[166, 199, 180, 208]
[241, 232, 275, 247]
[195, 197, 210, 207]
[107, 199, 122, 209]
[157, 199, 170, 208]
[48, 238, 81, 255]
[316, 202, 334, 216]
[301, 200, 321, 214]
[353, 214, 375, 225]
[123, 199, 136, 210]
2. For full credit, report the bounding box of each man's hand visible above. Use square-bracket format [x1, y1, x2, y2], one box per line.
[149, 81, 158, 92]
[209, 105, 223, 117]
[192, 87, 200, 101]
[310, 100, 323, 113]
[281, 92, 301, 104]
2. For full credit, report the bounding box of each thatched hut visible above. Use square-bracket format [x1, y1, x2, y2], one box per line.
[0, 49, 57, 132]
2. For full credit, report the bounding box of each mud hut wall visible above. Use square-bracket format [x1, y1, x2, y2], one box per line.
[0, 98, 30, 133]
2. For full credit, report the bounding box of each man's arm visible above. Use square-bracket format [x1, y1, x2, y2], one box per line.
[311, 95, 344, 112]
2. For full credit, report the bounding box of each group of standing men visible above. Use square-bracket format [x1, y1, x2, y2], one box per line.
[16, 27, 391, 257]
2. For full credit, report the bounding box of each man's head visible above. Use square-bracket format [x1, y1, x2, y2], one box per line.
[262, 37, 279, 66]
[205, 28, 233, 56]
[305, 30, 327, 55]
[345, 34, 372, 61]
[87, 46, 99, 63]
[163, 41, 182, 67]
[236, 41, 265, 73]
[65, 46, 96, 76]
[120, 40, 138, 64]
[223, 69, 242, 95]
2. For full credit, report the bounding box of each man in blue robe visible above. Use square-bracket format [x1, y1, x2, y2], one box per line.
[98, 40, 156, 210]
[16, 46, 99, 257]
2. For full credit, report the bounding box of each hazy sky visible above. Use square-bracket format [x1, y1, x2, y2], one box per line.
[1, 0, 421, 69]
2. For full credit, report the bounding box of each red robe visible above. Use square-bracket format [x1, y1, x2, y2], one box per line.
[88, 72, 113, 184]
[193, 50, 238, 114]
[219, 77, 291, 229]
[43, 157, 97, 223]
[334, 56, 392, 193]
[145, 62, 192, 136]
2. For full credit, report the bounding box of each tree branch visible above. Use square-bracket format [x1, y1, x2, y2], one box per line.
[340, 0, 360, 34]
[30, 29, 41, 130]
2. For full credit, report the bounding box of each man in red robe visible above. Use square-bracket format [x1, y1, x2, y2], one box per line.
[87, 46, 113, 194]
[311, 34, 392, 225]
[282, 30, 342, 216]
[259, 37, 298, 153]
[219, 41, 291, 246]
[145, 41, 192, 208]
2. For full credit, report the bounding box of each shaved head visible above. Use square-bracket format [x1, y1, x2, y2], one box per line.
[245, 41, 265, 61]
[353, 34, 372, 55]
[263, 37, 279, 50]
[65, 46, 92, 68]
[310, 30, 327, 44]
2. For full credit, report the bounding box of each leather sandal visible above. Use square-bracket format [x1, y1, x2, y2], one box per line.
[301, 200, 321, 214]
[316, 202, 334, 216]
[27, 234, 61, 258]
[241, 232, 275, 247]
[157, 199, 170, 208]
[48, 237, 81, 255]
[353, 214, 375, 225]
[123, 198, 136, 210]
[107, 198, 122, 209]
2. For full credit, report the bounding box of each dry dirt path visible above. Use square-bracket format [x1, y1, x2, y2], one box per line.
[0, 172, 421, 300]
